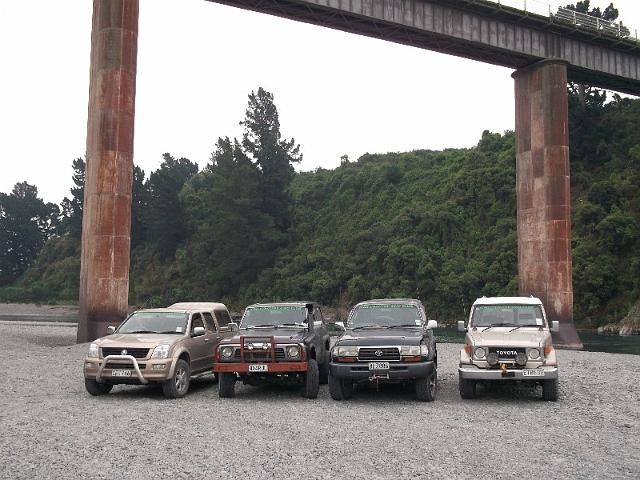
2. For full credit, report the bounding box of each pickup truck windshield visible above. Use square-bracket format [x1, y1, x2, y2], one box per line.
[241, 306, 306, 328]
[118, 312, 188, 334]
[349, 304, 422, 329]
[471, 305, 545, 328]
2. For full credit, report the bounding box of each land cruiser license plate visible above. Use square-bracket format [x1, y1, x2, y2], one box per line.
[368, 362, 389, 371]
[249, 364, 268, 372]
[522, 369, 545, 377]
[111, 369, 131, 377]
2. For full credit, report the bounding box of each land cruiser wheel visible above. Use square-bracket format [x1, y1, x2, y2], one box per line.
[162, 359, 190, 399]
[415, 372, 436, 402]
[85, 378, 113, 396]
[459, 378, 476, 399]
[542, 378, 558, 402]
[218, 373, 236, 398]
[318, 355, 329, 385]
[302, 359, 319, 399]
[329, 375, 353, 401]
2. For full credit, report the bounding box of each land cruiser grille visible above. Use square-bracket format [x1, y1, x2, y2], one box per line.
[358, 347, 400, 361]
[488, 347, 525, 363]
[233, 348, 286, 362]
[102, 347, 150, 359]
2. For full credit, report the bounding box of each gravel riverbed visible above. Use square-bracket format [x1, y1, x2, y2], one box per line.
[0, 321, 638, 480]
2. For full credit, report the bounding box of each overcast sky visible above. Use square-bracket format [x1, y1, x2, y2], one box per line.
[1, 0, 638, 204]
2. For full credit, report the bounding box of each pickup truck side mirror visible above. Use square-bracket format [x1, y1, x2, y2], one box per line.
[551, 320, 560, 333]
[192, 326, 205, 337]
[426, 320, 438, 330]
[457, 321, 466, 332]
[106, 326, 116, 334]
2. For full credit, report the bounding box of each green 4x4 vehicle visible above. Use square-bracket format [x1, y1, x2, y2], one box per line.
[213, 302, 331, 399]
[458, 296, 560, 401]
[329, 299, 438, 402]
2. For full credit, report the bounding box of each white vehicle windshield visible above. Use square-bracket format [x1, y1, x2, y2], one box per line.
[471, 305, 545, 328]
[349, 304, 422, 328]
[241, 306, 306, 328]
[118, 311, 188, 334]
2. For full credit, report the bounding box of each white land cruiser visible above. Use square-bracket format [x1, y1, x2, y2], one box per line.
[458, 296, 560, 401]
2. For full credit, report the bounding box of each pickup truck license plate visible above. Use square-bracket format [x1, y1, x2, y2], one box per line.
[249, 364, 268, 372]
[368, 362, 389, 371]
[111, 369, 131, 377]
[522, 369, 545, 377]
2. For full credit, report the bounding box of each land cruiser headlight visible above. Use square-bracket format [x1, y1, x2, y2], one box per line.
[474, 347, 487, 360]
[400, 346, 421, 356]
[335, 346, 358, 357]
[528, 348, 541, 360]
[88, 343, 99, 358]
[287, 345, 300, 358]
[151, 344, 171, 359]
[221, 346, 234, 359]
[420, 344, 429, 356]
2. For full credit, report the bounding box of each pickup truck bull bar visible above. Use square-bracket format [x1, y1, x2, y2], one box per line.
[96, 354, 148, 384]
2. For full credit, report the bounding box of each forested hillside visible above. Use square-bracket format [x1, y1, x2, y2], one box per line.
[1, 88, 639, 329]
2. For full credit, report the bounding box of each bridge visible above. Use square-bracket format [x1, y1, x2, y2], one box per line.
[77, 0, 640, 348]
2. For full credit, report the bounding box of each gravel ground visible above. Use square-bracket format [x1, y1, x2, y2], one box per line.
[0, 321, 639, 480]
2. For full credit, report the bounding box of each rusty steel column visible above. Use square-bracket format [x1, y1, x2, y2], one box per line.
[513, 60, 582, 349]
[78, 0, 139, 343]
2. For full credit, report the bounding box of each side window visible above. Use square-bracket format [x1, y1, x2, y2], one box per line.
[314, 308, 324, 324]
[203, 313, 216, 332]
[215, 310, 232, 327]
[191, 313, 204, 332]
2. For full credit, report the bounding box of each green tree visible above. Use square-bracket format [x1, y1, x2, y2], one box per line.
[59, 157, 85, 239]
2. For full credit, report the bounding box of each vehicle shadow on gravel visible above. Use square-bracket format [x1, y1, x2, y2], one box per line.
[105, 376, 218, 399]
[470, 382, 553, 402]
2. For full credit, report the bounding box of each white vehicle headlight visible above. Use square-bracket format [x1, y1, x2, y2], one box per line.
[151, 344, 171, 359]
[221, 346, 234, 359]
[287, 345, 300, 358]
[335, 346, 358, 357]
[420, 344, 429, 356]
[88, 343, 99, 358]
[528, 348, 541, 360]
[474, 347, 487, 359]
[400, 346, 421, 356]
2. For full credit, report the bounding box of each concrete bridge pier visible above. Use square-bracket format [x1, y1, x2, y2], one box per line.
[77, 0, 139, 343]
[513, 60, 582, 349]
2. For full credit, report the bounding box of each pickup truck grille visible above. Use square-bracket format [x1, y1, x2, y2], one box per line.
[104, 362, 146, 370]
[102, 347, 150, 359]
[234, 348, 286, 362]
[358, 347, 400, 361]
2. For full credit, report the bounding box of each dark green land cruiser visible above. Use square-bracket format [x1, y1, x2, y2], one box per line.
[329, 299, 438, 402]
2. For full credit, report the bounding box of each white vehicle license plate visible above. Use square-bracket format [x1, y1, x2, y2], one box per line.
[368, 362, 390, 371]
[249, 364, 268, 372]
[111, 369, 131, 377]
[522, 369, 545, 377]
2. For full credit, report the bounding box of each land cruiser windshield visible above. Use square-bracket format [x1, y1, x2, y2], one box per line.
[349, 304, 422, 329]
[471, 305, 545, 328]
[117, 311, 189, 334]
[241, 306, 306, 328]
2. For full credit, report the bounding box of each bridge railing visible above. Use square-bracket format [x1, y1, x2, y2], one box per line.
[482, 0, 639, 43]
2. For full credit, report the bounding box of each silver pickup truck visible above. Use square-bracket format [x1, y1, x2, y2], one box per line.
[458, 296, 560, 401]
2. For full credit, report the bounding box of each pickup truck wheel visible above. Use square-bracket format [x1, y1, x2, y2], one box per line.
[302, 359, 319, 399]
[318, 356, 329, 385]
[542, 378, 558, 402]
[329, 374, 353, 400]
[162, 359, 190, 399]
[85, 378, 112, 396]
[218, 373, 236, 398]
[415, 372, 436, 402]
[459, 377, 476, 399]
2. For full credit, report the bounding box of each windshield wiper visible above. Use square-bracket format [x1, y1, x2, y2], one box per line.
[125, 330, 156, 334]
[243, 324, 277, 329]
[158, 330, 182, 334]
[278, 323, 306, 328]
[383, 324, 419, 328]
[509, 324, 540, 332]
[481, 323, 514, 332]
[351, 325, 384, 330]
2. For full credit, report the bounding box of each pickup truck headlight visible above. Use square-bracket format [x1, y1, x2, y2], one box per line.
[474, 347, 487, 360]
[400, 346, 421, 356]
[151, 344, 171, 359]
[220, 346, 235, 359]
[528, 348, 541, 360]
[88, 343, 99, 358]
[334, 346, 358, 357]
[286, 345, 300, 358]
